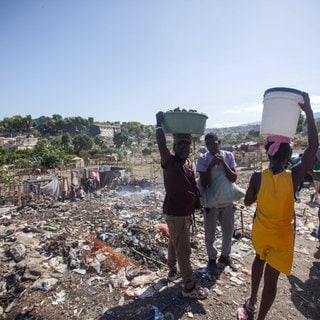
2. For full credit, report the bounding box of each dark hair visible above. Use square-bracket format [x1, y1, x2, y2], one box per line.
[205, 132, 219, 141]
[265, 142, 291, 162]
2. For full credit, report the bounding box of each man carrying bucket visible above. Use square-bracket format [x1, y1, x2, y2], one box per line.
[155, 111, 208, 300]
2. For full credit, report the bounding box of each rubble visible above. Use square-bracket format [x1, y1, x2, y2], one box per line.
[0, 170, 319, 319]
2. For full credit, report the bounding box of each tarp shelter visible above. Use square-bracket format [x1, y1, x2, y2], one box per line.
[23, 175, 68, 200]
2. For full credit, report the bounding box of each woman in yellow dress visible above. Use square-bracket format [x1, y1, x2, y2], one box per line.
[237, 92, 318, 320]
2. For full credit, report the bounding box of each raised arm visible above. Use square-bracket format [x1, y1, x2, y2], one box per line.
[292, 92, 319, 188]
[155, 111, 171, 165]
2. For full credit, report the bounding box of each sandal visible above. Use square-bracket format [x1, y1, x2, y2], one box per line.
[241, 298, 256, 320]
[182, 286, 209, 300]
[244, 298, 256, 313]
[236, 307, 248, 320]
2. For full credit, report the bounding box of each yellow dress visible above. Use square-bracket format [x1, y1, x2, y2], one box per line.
[252, 168, 295, 274]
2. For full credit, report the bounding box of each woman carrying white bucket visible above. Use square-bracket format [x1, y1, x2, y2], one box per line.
[237, 91, 319, 320]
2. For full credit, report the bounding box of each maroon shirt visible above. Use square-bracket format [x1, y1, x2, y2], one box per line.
[162, 155, 197, 216]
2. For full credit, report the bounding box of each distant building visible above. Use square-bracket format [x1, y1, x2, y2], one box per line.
[94, 124, 121, 139]
[0, 135, 38, 150]
[237, 141, 262, 152]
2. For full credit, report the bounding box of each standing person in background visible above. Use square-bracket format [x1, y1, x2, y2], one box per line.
[78, 186, 85, 200]
[237, 92, 318, 320]
[311, 158, 320, 201]
[196, 133, 240, 277]
[69, 185, 76, 202]
[155, 111, 208, 300]
[313, 201, 320, 259]
[308, 168, 320, 259]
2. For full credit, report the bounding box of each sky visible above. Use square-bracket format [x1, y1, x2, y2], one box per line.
[1, 0, 320, 128]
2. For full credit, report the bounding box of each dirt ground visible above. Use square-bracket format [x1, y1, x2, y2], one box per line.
[0, 166, 320, 320]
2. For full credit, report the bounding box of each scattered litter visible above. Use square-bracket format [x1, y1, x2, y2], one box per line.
[157, 223, 170, 237]
[9, 242, 26, 262]
[84, 233, 140, 271]
[130, 272, 158, 287]
[0, 175, 318, 319]
[32, 277, 59, 291]
[134, 286, 156, 299]
[230, 276, 243, 285]
[241, 268, 251, 276]
[212, 287, 223, 296]
[73, 268, 86, 274]
[152, 305, 164, 320]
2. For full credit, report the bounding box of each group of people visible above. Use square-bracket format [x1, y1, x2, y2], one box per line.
[155, 92, 319, 319]
[67, 185, 85, 201]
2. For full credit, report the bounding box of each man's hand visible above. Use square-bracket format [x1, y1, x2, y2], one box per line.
[156, 112, 164, 127]
[209, 153, 223, 167]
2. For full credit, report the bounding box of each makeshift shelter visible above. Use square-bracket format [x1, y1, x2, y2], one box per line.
[23, 175, 68, 200]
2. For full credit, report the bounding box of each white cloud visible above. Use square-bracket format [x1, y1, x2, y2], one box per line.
[311, 95, 320, 112]
[224, 103, 263, 115]
[224, 107, 242, 114]
[209, 95, 320, 128]
[311, 95, 320, 104]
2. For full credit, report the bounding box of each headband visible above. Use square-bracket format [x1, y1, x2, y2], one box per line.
[267, 135, 291, 156]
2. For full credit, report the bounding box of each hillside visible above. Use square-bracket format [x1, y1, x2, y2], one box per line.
[207, 112, 320, 138]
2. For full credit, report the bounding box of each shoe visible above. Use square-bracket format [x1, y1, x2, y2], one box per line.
[218, 256, 238, 272]
[206, 259, 220, 276]
[314, 247, 320, 259]
[244, 298, 256, 314]
[243, 298, 256, 320]
[236, 297, 256, 320]
[236, 307, 249, 320]
[182, 285, 208, 300]
[167, 269, 181, 281]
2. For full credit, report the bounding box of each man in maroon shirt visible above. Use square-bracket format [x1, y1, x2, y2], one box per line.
[156, 111, 208, 300]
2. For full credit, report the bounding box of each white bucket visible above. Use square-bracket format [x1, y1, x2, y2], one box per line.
[260, 87, 304, 139]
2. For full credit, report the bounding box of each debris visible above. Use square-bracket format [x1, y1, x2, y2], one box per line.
[0, 174, 319, 319]
[84, 233, 140, 271]
[9, 242, 26, 262]
[32, 277, 59, 291]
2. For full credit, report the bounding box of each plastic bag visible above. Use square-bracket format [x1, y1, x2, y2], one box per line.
[201, 166, 245, 207]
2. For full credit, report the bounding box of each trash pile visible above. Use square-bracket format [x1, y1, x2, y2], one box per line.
[0, 172, 319, 320]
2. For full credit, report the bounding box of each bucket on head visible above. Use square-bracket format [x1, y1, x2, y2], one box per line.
[260, 87, 304, 139]
[162, 111, 208, 137]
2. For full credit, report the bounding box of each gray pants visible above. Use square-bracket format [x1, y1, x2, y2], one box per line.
[204, 204, 236, 260]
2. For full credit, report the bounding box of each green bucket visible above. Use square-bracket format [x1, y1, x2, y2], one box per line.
[162, 112, 208, 137]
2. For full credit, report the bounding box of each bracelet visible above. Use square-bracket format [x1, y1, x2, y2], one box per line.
[156, 126, 163, 130]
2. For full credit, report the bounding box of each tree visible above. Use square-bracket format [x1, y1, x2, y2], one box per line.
[52, 114, 63, 121]
[0, 146, 8, 166]
[36, 116, 58, 136]
[113, 132, 129, 148]
[23, 115, 33, 134]
[73, 134, 93, 155]
[61, 132, 73, 153]
[33, 138, 66, 168]
[121, 122, 145, 144]
[93, 135, 107, 149]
